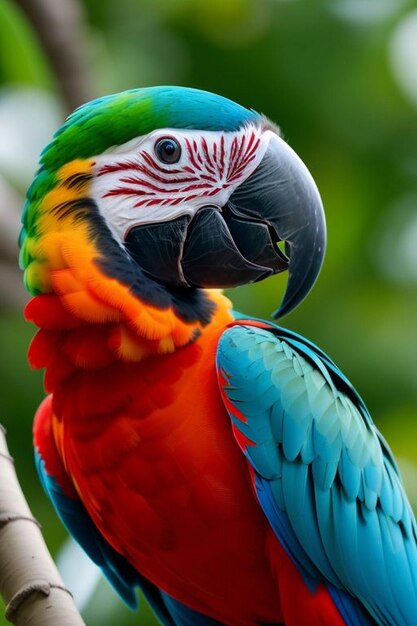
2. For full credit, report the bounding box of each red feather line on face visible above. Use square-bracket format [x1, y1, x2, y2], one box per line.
[96, 129, 261, 209]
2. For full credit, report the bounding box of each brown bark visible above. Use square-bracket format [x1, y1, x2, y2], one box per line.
[0, 425, 85, 625]
[14, 0, 94, 113]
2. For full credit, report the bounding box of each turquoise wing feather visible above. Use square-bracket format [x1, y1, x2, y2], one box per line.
[216, 322, 417, 626]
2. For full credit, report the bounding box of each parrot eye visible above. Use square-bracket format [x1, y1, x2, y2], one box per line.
[155, 137, 181, 164]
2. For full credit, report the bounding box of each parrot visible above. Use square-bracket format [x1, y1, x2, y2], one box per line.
[20, 86, 417, 626]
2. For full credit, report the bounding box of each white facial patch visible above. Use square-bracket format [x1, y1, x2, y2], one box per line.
[90, 125, 274, 246]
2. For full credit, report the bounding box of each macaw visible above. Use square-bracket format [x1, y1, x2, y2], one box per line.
[20, 86, 417, 626]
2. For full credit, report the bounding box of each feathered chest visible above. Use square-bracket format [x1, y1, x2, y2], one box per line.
[47, 326, 282, 625]
[51, 326, 253, 549]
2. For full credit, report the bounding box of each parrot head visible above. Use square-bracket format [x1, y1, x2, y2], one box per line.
[21, 87, 325, 323]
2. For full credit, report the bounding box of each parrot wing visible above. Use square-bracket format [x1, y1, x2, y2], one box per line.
[216, 320, 417, 626]
[34, 397, 223, 626]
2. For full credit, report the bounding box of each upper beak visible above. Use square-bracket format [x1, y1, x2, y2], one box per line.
[125, 132, 326, 318]
[223, 133, 326, 317]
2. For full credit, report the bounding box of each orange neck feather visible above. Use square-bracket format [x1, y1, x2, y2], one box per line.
[25, 158, 233, 378]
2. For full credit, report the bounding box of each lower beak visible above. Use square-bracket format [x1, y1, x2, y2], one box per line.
[125, 133, 326, 318]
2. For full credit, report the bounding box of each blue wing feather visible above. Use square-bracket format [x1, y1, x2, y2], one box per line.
[159, 592, 224, 626]
[217, 320, 417, 626]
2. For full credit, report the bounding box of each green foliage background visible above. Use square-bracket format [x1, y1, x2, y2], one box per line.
[0, 0, 416, 624]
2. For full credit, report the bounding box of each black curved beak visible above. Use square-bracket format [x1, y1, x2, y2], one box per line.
[125, 133, 326, 318]
[224, 134, 326, 317]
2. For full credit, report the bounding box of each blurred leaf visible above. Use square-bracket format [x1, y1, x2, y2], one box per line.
[0, 0, 52, 87]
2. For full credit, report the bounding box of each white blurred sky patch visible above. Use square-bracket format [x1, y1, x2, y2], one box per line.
[330, 0, 408, 24]
[0, 86, 62, 188]
[57, 537, 101, 612]
[390, 9, 417, 109]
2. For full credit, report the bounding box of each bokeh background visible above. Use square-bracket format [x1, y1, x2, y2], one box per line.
[1, 0, 417, 624]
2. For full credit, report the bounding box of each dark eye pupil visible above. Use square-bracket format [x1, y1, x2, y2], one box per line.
[164, 142, 176, 155]
[155, 138, 181, 164]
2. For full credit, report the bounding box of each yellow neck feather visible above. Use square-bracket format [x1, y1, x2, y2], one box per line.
[24, 159, 233, 362]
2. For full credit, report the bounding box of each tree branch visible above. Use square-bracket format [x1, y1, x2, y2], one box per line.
[0, 425, 85, 625]
[14, 0, 94, 112]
